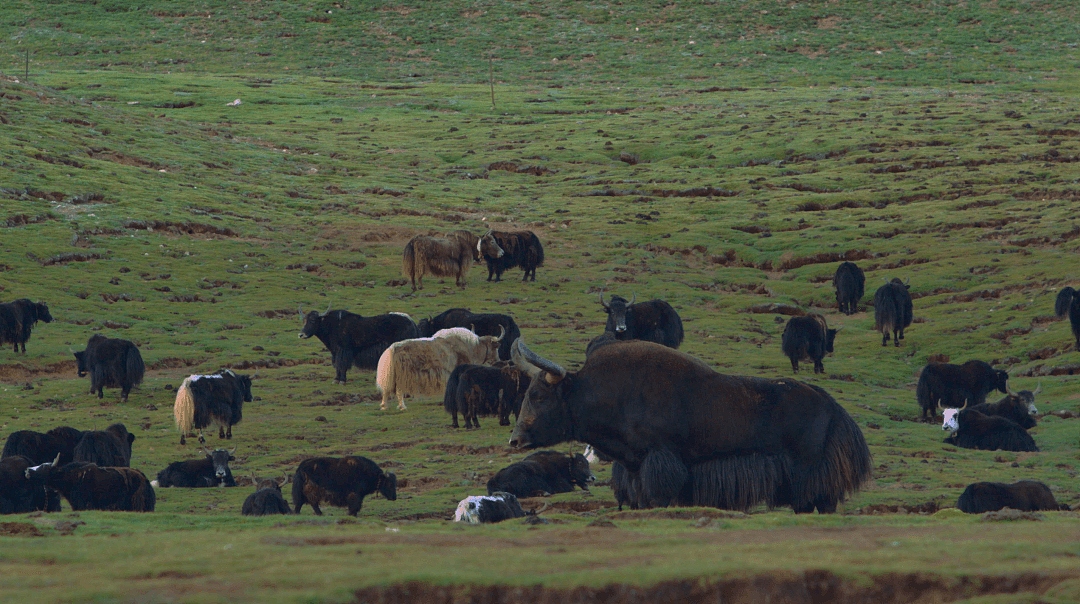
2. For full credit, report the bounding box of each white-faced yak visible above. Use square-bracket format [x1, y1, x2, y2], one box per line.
[508, 339, 872, 514]
[153, 448, 237, 488]
[941, 406, 1038, 452]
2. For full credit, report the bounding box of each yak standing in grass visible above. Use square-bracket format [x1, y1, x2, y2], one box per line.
[916, 360, 1010, 420]
[1054, 286, 1080, 350]
[298, 307, 419, 385]
[781, 313, 839, 374]
[509, 339, 872, 514]
[73, 423, 134, 467]
[477, 230, 545, 282]
[418, 307, 521, 361]
[442, 362, 530, 429]
[402, 234, 479, 291]
[486, 450, 594, 498]
[73, 334, 145, 402]
[956, 480, 1068, 514]
[833, 262, 865, 316]
[291, 456, 397, 516]
[873, 277, 913, 347]
[598, 292, 684, 349]
[941, 405, 1039, 452]
[0, 298, 53, 354]
[174, 370, 252, 445]
[153, 448, 237, 488]
[2, 426, 84, 466]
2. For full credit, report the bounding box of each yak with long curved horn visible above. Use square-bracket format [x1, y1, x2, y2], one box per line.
[512, 339, 566, 382]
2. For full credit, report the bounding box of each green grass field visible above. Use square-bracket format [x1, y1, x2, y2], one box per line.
[1, 1, 1079, 602]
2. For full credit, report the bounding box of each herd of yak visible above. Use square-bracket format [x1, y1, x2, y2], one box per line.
[0, 230, 1076, 520]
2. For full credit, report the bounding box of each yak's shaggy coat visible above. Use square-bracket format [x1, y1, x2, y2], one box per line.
[376, 327, 502, 411]
[402, 234, 477, 291]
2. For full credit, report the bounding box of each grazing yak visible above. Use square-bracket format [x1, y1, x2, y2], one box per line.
[1054, 286, 1080, 350]
[477, 230, 545, 282]
[956, 480, 1068, 514]
[173, 370, 252, 445]
[781, 313, 839, 374]
[402, 233, 479, 291]
[833, 262, 865, 316]
[242, 476, 292, 516]
[153, 448, 237, 488]
[941, 406, 1039, 452]
[73, 334, 145, 402]
[291, 456, 397, 516]
[2, 426, 84, 466]
[418, 307, 521, 361]
[454, 492, 526, 524]
[0, 298, 53, 354]
[873, 277, 913, 347]
[73, 423, 135, 467]
[970, 385, 1040, 430]
[24, 456, 155, 512]
[916, 360, 1010, 420]
[509, 339, 872, 513]
[598, 292, 684, 349]
[486, 450, 594, 498]
[298, 307, 419, 385]
[442, 362, 530, 429]
[0, 455, 61, 514]
[375, 327, 504, 411]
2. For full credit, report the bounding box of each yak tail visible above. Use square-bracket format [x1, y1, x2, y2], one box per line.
[1055, 287, 1076, 318]
[127, 347, 146, 387]
[375, 345, 396, 398]
[174, 377, 195, 434]
[402, 239, 418, 282]
[915, 371, 934, 415]
[791, 399, 873, 513]
[290, 469, 307, 512]
[132, 476, 156, 512]
[443, 365, 465, 415]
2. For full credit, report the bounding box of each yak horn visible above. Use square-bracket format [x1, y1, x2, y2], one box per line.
[629, 292, 636, 305]
[52, 452, 61, 466]
[321, 300, 332, 316]
[280, 472, 289, 487]
[497, 325, 506, 341]
[513, 339, 566, 380]
[298, 305, 303, 316]
[1033, 381, 1043, 396]
[598, 290, 608, 309]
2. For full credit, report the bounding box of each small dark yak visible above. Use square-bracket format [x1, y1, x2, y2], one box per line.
[292, 456, 397, 516]
[833, 262, 865, 316]
[73, 423, 135, 467]
[599, 292, 684, 349]
[916, 360, 1010, 420]
[970, 385, 1040, 430]
[509, 339, 872, 513]
[2, 426, 84, 466]
[298, 308, 419, 385]
[73, 334, 145, 402]
[780, 313, 838, 374]
[873, 277, 913, 347]
[477, 230, 545, 282]
[174, 370, 252, 445]
[0, 455, 60, 514]
[442, 362, 529, 429]
[942, 406, 1039, 452]
[1054, 286, 1080, 350]
[24, 457, 155, 512]
[401, 234, 478, 291]
[486, 450, 594, 498]
[956, 480, 1068, 514]
[0, 298, 53, 353]
[242, 476, 292, 516]
[418, 307, 521, 361]
[153, 448, 237, 488]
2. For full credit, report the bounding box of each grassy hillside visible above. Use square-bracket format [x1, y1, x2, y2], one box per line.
[1, 2, 1079, 603]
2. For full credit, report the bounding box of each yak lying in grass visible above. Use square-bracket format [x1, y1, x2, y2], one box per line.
[957, 480, 1068, 513]
[24, 457, 155, 512]
[486, 450, 594, 498]
[242, 476, 292, 516]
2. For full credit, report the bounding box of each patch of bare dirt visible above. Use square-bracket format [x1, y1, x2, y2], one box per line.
[0, 360, 76, 382]
[0, 522, 46, 537]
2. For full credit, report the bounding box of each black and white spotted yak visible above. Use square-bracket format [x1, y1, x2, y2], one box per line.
[941, 405, 1038, 452]
[454, 492, 526, 524]
[292, 456, 397, 516]
[24, 456, 155, 512]
[781, 313, 839, 374]
[73, 334, 145, 402]
[173, 370, 252, 445]
[298, 307, 419, 384]
[916, 360, 1010, 420]
[153, 448, 237, 488]
[486, 450, 594, 498]
[598, 292, 684, 349]
[956, 480, 1069, 514]
[0, 298, 53, 354]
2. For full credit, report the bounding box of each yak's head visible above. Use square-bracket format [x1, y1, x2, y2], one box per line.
[599, 292, 635, 335]
[232, 371, 254, 402]
[24, 453, 61, 482]
[941, 403, 965, 432]
[476, 325, 506, 364]
[992, 369, 1010, 394]
[416, 317, 434, 337]
[204, 447, 236, 483]
[508, 339, 574, 449]
[34, 302, 54, 324]
[298, 310, 323, 339]
[477, 231, 504, 259]
[73, 349, 88, 377]
[378, 472, 398, 501]
[569, 453, 596, 488]
[824, 328, 839, 353]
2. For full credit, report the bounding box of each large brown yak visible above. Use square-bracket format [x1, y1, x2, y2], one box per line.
[508, 339, 872, 514]
[402, 234, 478, 291]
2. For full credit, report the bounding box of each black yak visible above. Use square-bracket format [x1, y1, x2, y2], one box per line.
[173, 370, 251, 445]
[24, 457, 155, 512]
[873, 277, 913, 347]
[402, 234, 478, 291]
[153, 448, 237, 488]
[73, 423, 134, 467]
[298, 308, 419, 385]
[442, 362, 529, 429]
[241, 476, 292, 516]
[781, 313, 839, 374]
[970, 385, 1040, 430]
[598, 292, 684, 349]
[941, 406, 1038, 452]
[916, 360, 1010, 420]
[509, 339, 872, 513]
[957, 480, 1068, 514]
[486, 450, 594, 498]
[73, 334, 145, 402]
[1054, 286, 1080, 350]
[2, 426, 84, 466]
[0, 298, 53, 353]
[454, 492, 526, 524]
[477, 230, 544, 282]
[418, 307, 521, 361]
[0, 455, 61, 514]
[833, 262, 865, 315]
[291, 456, 397, 516]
